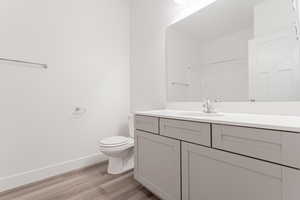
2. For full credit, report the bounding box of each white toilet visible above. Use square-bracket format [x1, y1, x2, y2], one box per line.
[99, 115, 135, 174]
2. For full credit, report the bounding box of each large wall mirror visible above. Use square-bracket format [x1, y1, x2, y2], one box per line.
[166, 0, 300, 102]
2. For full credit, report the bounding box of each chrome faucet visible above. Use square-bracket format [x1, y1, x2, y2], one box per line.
[203, 99, 216, 113]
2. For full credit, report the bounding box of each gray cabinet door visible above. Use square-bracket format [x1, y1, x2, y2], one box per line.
[182, 142, 300, 200]
[134, 130, 181, 200]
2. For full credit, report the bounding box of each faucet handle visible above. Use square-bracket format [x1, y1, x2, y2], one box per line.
[202, 98, 210, 104]
[202, 98, 216, 113]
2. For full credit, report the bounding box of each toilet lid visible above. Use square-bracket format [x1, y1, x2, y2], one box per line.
[99, 136, 130, 147]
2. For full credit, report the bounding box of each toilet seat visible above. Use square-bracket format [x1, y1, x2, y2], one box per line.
[99, 136, 130, 147]
[99, 136, 134, 152]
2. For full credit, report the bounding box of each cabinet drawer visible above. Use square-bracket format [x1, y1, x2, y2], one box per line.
[212, 124, 300, 169]
[135, 115, 159, 134]
[160, 119, 211, 147]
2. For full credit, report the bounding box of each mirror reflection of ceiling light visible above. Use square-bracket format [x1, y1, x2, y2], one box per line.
[173, 0, 217, 23]
[174, 0, 186, 5]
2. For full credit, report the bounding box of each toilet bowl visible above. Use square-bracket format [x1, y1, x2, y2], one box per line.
[99, 115, 135, 174]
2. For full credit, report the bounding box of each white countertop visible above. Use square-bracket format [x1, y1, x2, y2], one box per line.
[135, 110, 300, 133]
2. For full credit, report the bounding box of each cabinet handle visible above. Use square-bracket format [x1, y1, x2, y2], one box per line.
[220, 134, 282, 147]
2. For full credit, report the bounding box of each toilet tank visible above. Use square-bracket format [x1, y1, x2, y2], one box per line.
[128, 114, 134, 138]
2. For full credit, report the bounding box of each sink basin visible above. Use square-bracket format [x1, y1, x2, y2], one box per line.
[179, 112, 224, 117]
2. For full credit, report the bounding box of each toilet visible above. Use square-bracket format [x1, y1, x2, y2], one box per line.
[99, 115, 135, 174]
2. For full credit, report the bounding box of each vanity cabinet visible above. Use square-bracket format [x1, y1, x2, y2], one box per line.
[182, 142, 300, 200]
[134, 115, 300, 200]
[134, 130, 181, 200]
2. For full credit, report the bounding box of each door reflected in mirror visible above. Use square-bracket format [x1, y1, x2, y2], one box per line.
[166, 0, 300, 102]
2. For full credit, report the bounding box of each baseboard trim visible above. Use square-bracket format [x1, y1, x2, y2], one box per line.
[0, 153, 107, 192]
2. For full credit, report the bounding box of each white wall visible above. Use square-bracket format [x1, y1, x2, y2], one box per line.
[130, 0, 201, 111]
[130, 0, 188, 112]
[0, 0, 130, 191]
[130, 0, 300, 116]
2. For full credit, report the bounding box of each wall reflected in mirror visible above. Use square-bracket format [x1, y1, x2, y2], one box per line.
[166, 0, 300, 102]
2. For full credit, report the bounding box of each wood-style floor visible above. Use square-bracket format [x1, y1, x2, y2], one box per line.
[0, 162, 160, 200]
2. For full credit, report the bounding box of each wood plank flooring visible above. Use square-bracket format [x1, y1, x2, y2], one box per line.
[0, 162, 160, 200]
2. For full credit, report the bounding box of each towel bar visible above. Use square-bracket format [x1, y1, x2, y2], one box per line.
[0, 57, 47, 69]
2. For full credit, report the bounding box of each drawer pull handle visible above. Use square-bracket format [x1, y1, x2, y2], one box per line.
[221, 134, 282, 147]
[164, 124, 203, 132]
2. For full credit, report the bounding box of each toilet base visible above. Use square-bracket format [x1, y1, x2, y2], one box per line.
[107, 149, 134, 174]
